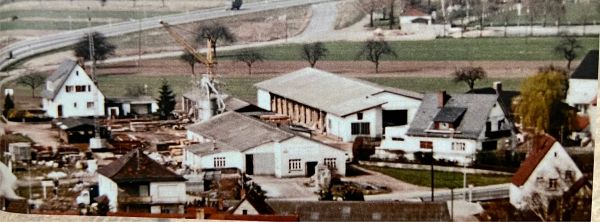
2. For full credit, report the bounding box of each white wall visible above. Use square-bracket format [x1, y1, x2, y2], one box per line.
[256, 89, 271, 110]
[509, 142, 584, 210]
[277, 137, 347, 177]
[150, 181, 186, 205]
[232, 199, 260, 215]
[326, 107, 382, 142]
[403, 135, 479, 165]
[199, 151, 245, 171]
[566, 79, 597, 110]
[43, 66, 105, 118]
[97, 174, 118, 213]
[379, 125, 409, 150]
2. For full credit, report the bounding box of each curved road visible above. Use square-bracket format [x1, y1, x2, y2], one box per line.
[0, 0, 335, 71]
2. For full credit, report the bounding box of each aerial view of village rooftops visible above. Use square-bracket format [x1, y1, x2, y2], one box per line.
[0, 0, 597, 221]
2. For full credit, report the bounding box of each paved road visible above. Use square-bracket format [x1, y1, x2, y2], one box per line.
[0, 0, 335, 71]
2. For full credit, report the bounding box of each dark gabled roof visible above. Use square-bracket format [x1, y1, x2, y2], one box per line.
[467, 87, 520, 117]
[433, 107, 466, 123]
[186, 111, 294, 152]
[571, 50, 598, 79]
[266, 200, 450, 221]
[230, 190, 275, 215]
[511, 134, 556, 186]
[55, 118, 96, 129]
[407, 93, 500, 140]
[42, 60, 79, 99]
[97, 149, 186, 183]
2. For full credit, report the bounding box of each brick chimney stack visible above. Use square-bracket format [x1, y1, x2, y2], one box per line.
[437, 91, 448, 108]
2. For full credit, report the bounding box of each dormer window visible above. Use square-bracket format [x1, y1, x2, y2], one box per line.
[431, 107, 466, 132]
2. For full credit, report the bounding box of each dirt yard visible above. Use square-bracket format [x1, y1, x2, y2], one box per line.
[94, 58, 565, 78]
[4, 122, 60, 148]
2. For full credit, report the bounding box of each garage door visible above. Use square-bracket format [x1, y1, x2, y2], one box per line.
[252, 153, 275, 175]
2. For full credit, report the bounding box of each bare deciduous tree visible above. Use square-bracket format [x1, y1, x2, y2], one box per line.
[301, 42, 328, 68]
[359, 0, 384, 27]
[356, 39, 397, 73]
[235, 49, 264, 75]
[179, 52, 197, 75]
[16, 71, 45, 98]
[195, 24, 236, 58]
[554, 33, 583, 70]
[451, 66, 486, 90]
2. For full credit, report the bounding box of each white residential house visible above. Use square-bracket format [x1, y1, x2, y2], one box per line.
[566, 50, 598, 115]
[97, 150, 187, 214]
[254, 67, 422, 142]
[184, 111, 347, 177]
[41, 60, 105, 118]
[378, 92, 515, 165]
[509, 134, 585, 210]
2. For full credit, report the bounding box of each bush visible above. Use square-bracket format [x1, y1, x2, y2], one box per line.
[474, 150, 526, 172]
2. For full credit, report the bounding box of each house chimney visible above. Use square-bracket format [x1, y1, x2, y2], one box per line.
[437, 91, 448, 108]
[212, 140, 217, 151]
[76, 57, 86, 69]
[493, 81, 502, 94]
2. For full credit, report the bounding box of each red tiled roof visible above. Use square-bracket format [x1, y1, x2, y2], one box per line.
[574, 115, 590, 131]
[511, 134, 556, 186]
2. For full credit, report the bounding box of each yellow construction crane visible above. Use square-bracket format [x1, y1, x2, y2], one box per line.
[159, 20, 225, 120]
[159, 20, 216, 77]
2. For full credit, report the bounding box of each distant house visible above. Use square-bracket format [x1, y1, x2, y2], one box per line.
[255, 68, 422, 142]
[266, 200, 450, 221]
[42, 60, 105, 118]
[566, 50, 598, 115]
[229, 190, 275, 216]
[54, 118, 109, 144]
[400, 7, 432, 24]
[379, 92, 515, 165]
[97, 150, 187, 214]
[105, 96, 158, 118]
[509, 134, 584, 210]
[182, 90, 263, 121]
[184, 111, 347, 177]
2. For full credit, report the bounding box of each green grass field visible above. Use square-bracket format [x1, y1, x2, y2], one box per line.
[361, 165, 512, 188]
[481, 2, 600, 26]
[219, 37, 599, 61]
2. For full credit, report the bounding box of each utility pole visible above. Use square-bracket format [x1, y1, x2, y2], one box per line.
[431, 151, 434, 202]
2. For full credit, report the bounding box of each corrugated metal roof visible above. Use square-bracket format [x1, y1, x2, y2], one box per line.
[186, 112, 294, 152]
[254, 68, 418, 116]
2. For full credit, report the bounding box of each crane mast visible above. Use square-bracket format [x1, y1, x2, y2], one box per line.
[159, 20, 225, 121]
